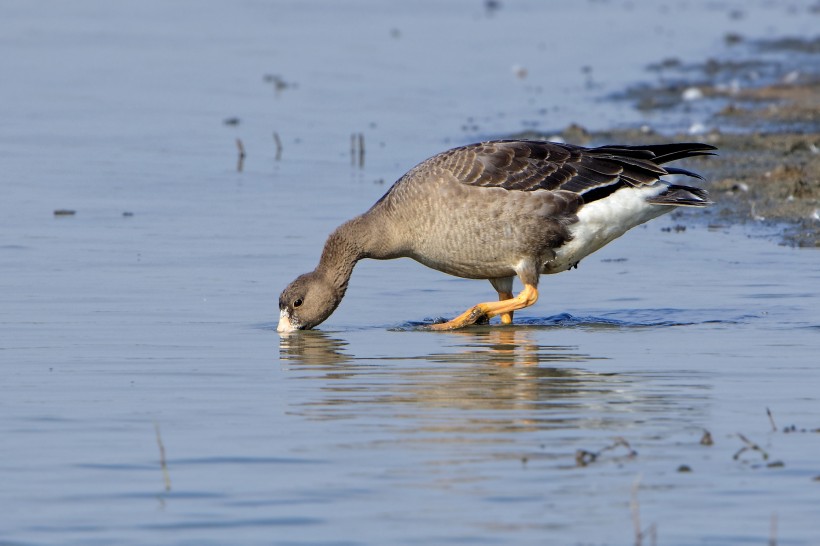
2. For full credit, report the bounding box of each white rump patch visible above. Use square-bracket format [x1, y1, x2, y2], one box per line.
[546, 185, 671, 273]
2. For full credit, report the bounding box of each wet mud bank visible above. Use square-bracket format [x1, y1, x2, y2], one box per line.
[519, 35, 820, 247]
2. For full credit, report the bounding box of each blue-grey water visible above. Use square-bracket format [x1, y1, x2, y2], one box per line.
[2, 1, 819, 545]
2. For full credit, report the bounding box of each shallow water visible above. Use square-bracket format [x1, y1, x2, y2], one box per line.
[2, 1, 819, 545]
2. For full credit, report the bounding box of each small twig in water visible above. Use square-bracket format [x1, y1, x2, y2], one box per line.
[154, 422, 172, 492]
[631, 475, 642, 545]
[733, 432, 769, 461]
[700, 429, 714, 446]
[273, 131, 283, 161]
[576, 437, 637, 466]
[350, 133, 365, 167]
[236, 138, 246, 172]
[769, 512, 778, 546]
[630, 475, 657, 546]
[766, 407, 777, 433]
[575, 449, 596, 466]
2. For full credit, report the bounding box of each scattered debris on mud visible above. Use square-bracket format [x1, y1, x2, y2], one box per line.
[517, 35, 820, 247]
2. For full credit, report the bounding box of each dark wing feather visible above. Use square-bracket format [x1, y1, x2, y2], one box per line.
[433, 140, 714, 204]
[435, 140, 572, 191]
[663, 166, 706, 180]
[598, 142, 717, 163]
[647, 185, 712, 206]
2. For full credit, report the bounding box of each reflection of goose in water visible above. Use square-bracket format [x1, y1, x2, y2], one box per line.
[420, 327, 595, 368]
[279, 328, 711, 434]
[384, 329, 612, 426]
[279, 330, 351, 367]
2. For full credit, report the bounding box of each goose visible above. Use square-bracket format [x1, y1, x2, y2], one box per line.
[277, 139, 714, 332]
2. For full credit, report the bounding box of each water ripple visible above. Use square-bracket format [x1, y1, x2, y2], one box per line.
[397, 308, 754, 331]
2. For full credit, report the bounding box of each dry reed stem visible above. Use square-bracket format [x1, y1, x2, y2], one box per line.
[236, 138, 246, 172]
[154, 422, 172, 492]
[733, 432, 769, 461]
[273, 132, 283, 161]
[767, 407, 777, 432]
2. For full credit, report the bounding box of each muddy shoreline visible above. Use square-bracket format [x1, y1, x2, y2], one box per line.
[518, 35, 820, 247]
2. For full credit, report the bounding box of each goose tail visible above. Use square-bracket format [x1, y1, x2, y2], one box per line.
[647, 184, 712, 207]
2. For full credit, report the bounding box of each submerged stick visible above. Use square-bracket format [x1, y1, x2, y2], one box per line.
[766, 407, 777, 432]
[630, 475, 657, 546]
[154, 422, 172, 492]
[631, 475, 643, 545]
[733, 432, 769, 461]
[236, 138, 246, 172]
[576, 437, 637, 466]
[769, 512, 778, 546]
[350, 133, 365, 167]
[273, 132, 283, 161]
[700, 429, 714, 446]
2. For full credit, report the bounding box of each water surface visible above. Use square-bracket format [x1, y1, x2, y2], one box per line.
[2, 1, 819, 545]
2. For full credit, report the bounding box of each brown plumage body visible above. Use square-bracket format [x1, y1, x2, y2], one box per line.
[278, 139, 714, 332]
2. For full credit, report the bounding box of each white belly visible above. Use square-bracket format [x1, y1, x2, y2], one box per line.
[544, 185, 672, 274]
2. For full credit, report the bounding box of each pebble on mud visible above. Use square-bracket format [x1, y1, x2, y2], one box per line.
[682, 87, 704, 101]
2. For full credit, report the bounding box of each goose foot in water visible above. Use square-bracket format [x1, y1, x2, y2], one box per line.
[497, 291, 515, 325]
[423, 284, 539, 330]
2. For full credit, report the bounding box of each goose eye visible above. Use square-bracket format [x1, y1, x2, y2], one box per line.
[293, 298, 303, 308]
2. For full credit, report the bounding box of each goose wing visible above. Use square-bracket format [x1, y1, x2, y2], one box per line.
[433, 139, 715, 203]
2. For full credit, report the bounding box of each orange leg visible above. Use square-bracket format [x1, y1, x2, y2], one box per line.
[426, 284, 539, 331]
[497, 291, 515, 325]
